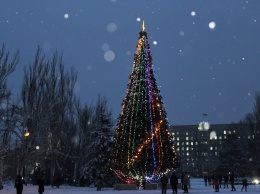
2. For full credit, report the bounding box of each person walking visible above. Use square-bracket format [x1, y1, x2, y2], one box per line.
[241, 178, 248, 192]
[214, 174, 219, 192]
[224, 173, 229, 188]
[208, 176, 212, 187]
[230, 172, 236, 191]
[15, 175, 27, 194]
[142, 177, 146, 190]
[212, 174, 215, 189]
[183, 172, 189, 193]
[160, 174, 168, 194]
[96, 175, 102, 191]
[37, 176, 45, 194]
[203, 173, 208, 186]
[218, 174, 222, 188]
[170, 172, 178, 194]
[181, 172, 184, 190]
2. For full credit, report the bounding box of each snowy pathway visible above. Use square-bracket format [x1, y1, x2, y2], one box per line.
[2, 179, 260, 194]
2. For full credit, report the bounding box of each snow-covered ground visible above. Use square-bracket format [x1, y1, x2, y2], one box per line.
[2, 179, 260, 194]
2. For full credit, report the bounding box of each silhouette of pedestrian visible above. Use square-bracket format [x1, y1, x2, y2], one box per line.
[203, 173, 208, 187]
[214, 174, 219, 192]
[15, 175, 27, 194]
[170, 172, 178, 194]
[241, 178, 248, 192]
[230, 172, 236, 191]
[208, 176, 212, 187]
[181, 172, 185, 190]
[142, 177, 146, 190]
[224, 173, 229, 188]
[96, 175, 102, 191]
[37, 176, 45, 194]
[218, 174, 222, 188]
[183, 172, 189, 193]
[160, 174, 168, 194]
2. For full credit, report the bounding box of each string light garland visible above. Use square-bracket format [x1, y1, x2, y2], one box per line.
[110, 21, 179, 184]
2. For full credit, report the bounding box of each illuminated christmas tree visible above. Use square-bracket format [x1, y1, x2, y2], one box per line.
[110, 22, 179, 183]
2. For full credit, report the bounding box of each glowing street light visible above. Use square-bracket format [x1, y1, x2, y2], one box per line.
[253, 178, 259, 184]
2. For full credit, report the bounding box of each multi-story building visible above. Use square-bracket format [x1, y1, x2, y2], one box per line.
[170, 123, 260, 177]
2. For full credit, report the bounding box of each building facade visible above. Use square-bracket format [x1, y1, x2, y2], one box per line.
[170, 123, 260, 177]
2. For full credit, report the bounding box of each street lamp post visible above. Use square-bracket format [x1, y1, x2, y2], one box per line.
[22, 126, 30, 179]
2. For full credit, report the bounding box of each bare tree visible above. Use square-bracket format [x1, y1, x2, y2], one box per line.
[253, 92, 260, 123]
[0, 43, 19, 186]
[21, 47, 77, 184]
[252, 92, 260, 173]
[65, 99, 94, 185]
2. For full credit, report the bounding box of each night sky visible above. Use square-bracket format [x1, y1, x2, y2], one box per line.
[1, 0, 260, 125]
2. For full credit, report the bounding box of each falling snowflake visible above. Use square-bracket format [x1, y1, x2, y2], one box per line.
[191, 11, 196, 16]
[107, 22, 117, 33]
[64, 13, 69, 19]
[209, 21, 216, 30]
[104, 50, 115, 62]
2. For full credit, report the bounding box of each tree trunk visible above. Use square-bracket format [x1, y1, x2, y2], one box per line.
[73, 162, 78, 185]
[0, 159, 3, 186]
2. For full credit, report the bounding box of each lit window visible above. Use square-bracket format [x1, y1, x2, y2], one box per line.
[186, 152, 189, 156]
[186, 132, 189, 135]
[182, 147, 184, 151]
[224, 131, 226, 134]
[186, 142, 189, 146]
[191, 142, 193, 146]
[172, 137, 175, 141]
[177, 148, 180, 151]
[186, 147, 189, 151]
[219, 136, 222, 140]
[224, 136, 226, 139]
[186, 137, 189, 140]
[248, 136, 251, 139]
[228, 131, 231, 134]
[177, 137, 179, 141]
[177, 142, 180, 146]
[214, 136, 217, 140]
[215, 152, 218, 155]
[210, 146, 213, 150]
